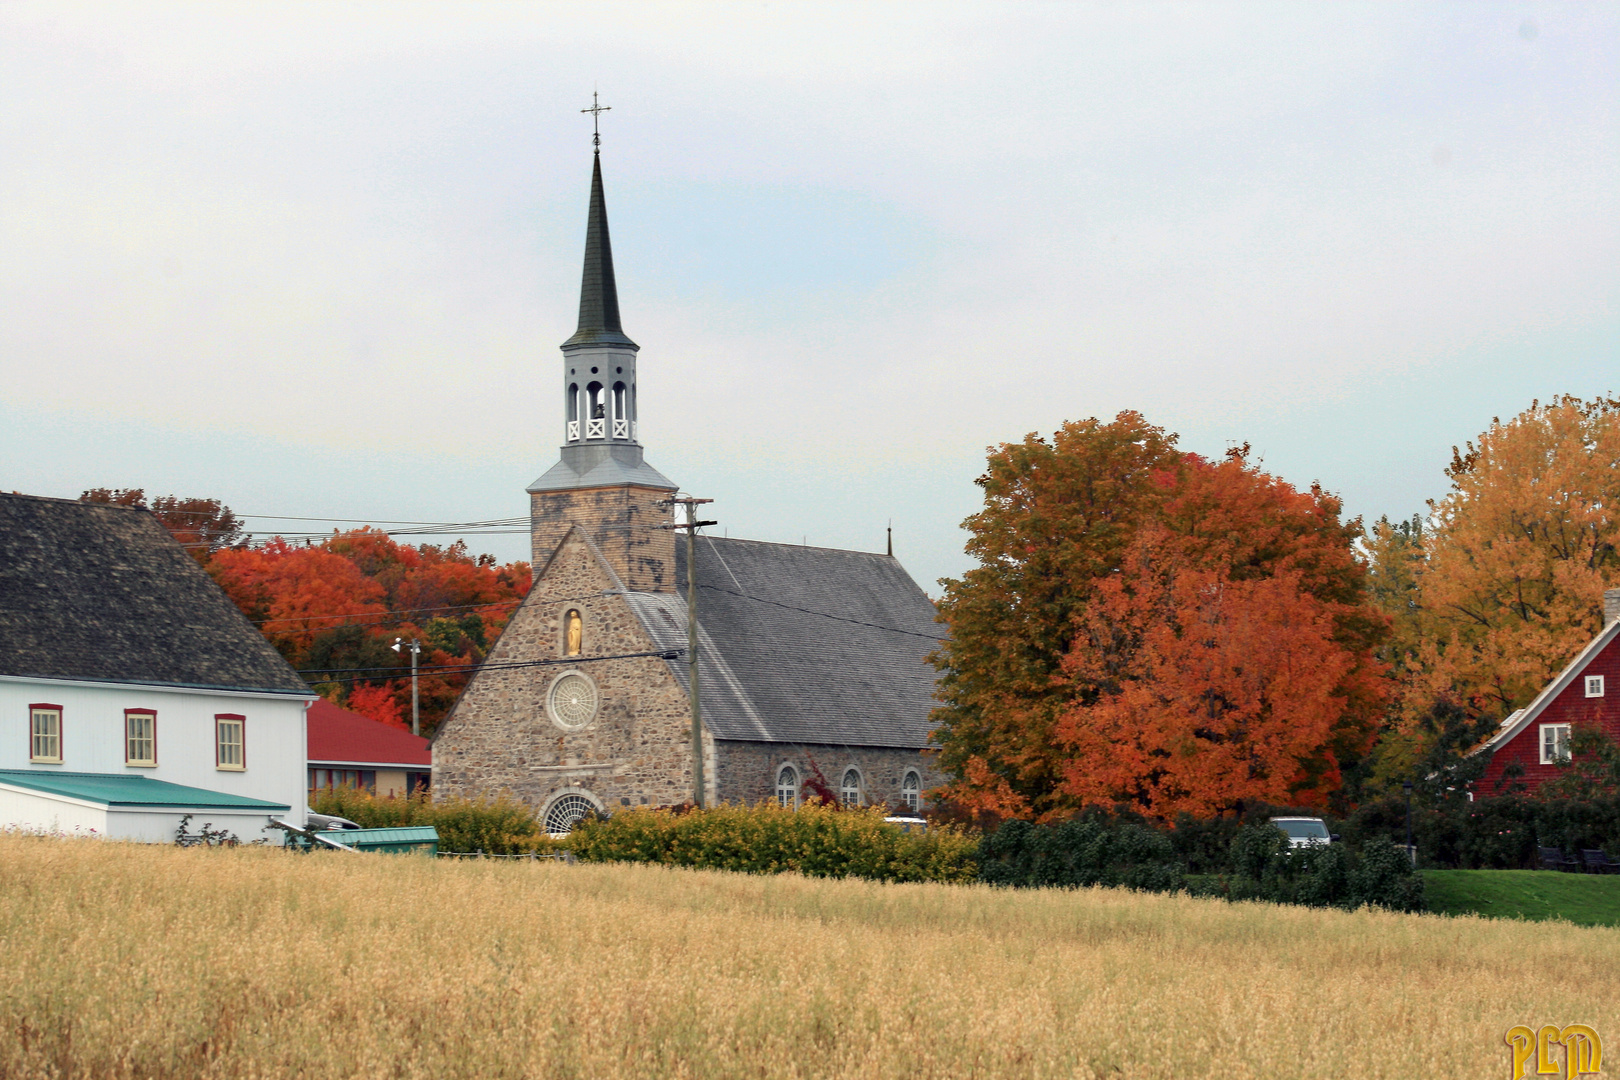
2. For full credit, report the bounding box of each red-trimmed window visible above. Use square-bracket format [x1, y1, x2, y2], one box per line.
[29, 704, 63, 763]
[216, 714, 245, 770]
[125, 709, 157, 766]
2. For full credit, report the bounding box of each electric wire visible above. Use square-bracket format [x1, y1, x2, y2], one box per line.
[296, 649, 680, 685]
[694, 583, 945, 641]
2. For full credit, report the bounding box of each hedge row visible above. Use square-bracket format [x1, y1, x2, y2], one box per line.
[567, 802, 980, 883]
[308, 787, 550, 856]
[1338, 795, 1620, 869]
[977, 815, 1425, 911]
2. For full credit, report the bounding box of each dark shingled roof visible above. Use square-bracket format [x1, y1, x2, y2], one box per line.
[561, 153, 637, 351]
[0, 493, 311, 694]
[622, 537, 943, 748]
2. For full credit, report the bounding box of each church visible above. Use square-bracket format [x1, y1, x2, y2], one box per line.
[431, 142, 944, 833]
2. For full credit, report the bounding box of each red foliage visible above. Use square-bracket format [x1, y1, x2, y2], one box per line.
[346, 681, 408, 730]
[934, 421, 1389, 822]
[207, 527, 529, 736]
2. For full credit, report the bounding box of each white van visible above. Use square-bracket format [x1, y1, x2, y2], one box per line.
[1269, 817, 1334, 849]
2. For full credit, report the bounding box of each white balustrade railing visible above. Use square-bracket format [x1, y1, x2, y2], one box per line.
[567, 420, 580, 441]
[586, 418, 606, 439]
[612, 418, 629, 439]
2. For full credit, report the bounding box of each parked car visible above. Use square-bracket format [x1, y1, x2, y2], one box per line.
[1269, 817, 1337, 849]
[306, 812, 362, 831]
[884, 815, 927, 834]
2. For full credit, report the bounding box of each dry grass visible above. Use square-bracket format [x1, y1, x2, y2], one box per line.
[1, 834, 1615, 1079]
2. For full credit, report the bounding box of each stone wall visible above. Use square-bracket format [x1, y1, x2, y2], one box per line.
[714, 739, 944, 811]
[433, 531, 704, 818]
[530, 484, 676, 592]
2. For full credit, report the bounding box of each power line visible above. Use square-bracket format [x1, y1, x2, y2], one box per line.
[124, 508, 529, 527]
[248, 588, 618, 627]
[297, 648, 681, 685]
[695, 583, 944, 641]
[251, 599, 522, 627]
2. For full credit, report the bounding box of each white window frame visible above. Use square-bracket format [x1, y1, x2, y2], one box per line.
[1585, 674, 1606, 698]
[840, 767, 863, 807]
[216, 714, 246, 771]
[1539, 723, 1572, 765]
[30, 705, 62, 764]
[775, 765, 799, 809]
[125, 709, 157, 767]
[901, 770, 922, 812]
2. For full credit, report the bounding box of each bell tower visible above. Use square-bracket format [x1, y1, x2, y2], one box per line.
[528, 125, 678, 592]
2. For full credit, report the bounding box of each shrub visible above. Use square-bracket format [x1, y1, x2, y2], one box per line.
[978, 815, 1424, 912]
[566, 801, 978, 883]
[308, 788, 550, 856]
[1197, 824, 1424, 912]
[977, 816, 1183, 892]
[1338, 795, 1620, 869]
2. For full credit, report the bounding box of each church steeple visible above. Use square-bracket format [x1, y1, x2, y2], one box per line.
[562, 153, 637, 351]
[554, 146, 644, 448]
[528, 126, 677, 590]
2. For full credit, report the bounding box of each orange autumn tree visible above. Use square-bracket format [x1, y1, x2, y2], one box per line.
[207, 528, 530, 734]
[932, 416, 1388, 821]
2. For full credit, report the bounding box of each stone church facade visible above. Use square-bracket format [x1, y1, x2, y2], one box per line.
[432, 146, 943, 832]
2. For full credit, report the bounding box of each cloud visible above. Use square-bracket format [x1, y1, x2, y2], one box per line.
[1, 2, 1615, 589]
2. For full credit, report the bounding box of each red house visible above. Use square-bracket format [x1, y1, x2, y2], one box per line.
[306, 699, 431, 797]
[1476, 589, 1620, 795]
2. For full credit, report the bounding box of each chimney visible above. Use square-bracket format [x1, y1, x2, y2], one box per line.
[1606, 588, 1620, 627]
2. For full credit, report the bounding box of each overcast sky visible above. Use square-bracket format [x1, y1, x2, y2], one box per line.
[2, 2, 1616, 591]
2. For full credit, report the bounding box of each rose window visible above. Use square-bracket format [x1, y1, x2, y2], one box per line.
[548, 672, 599, 730]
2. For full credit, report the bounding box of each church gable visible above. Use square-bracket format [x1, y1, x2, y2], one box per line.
[432, 528, 698, 812]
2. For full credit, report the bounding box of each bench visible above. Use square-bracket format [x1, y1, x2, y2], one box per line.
[1539, 846, 1579, 872]
[1580, 849, 1620, 874]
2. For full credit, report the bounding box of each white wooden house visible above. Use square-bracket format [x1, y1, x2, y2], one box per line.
[0, 494, 313, 841]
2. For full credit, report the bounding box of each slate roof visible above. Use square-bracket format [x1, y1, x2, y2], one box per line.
[621, 536, 944, 748]
[307, 699, 432, 767]
[527, 442, 676, 494]
[0, 769, 291, 811]
[0, 493, 311, 694]
[561, 152, 637, 351]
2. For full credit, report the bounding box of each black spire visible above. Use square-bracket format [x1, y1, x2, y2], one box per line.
[562, 153, 637, 350]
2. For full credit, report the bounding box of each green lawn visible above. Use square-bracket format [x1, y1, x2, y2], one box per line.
[1422, 869, 1620, 927]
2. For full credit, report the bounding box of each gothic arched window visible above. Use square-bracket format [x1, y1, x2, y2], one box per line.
[567, 383, 579, 422]
[776, 765, 798, 809]
[612, 381, 627, 420]
[563, 609, 583, 656]
[902, 770, 921, 812]
[840, 768, 862, 807]
[586, 382, 605, 420]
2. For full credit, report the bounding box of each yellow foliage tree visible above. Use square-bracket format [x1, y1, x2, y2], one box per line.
[1413, 395, 1620, 720]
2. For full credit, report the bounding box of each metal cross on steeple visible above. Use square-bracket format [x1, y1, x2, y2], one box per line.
[581, 91, 610, 153]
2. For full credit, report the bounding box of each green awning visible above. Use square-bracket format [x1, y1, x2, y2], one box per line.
[0, 770, 291, 812]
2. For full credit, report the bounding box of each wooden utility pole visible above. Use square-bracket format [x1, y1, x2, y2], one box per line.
[661, 496, 715, 807]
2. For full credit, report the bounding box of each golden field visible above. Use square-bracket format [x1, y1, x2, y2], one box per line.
[1, 833, 1615, 1079]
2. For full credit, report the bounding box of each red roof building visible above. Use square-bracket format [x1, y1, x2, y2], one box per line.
[1477, 589, 1620, 796]
[307, 699, 432, 797]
